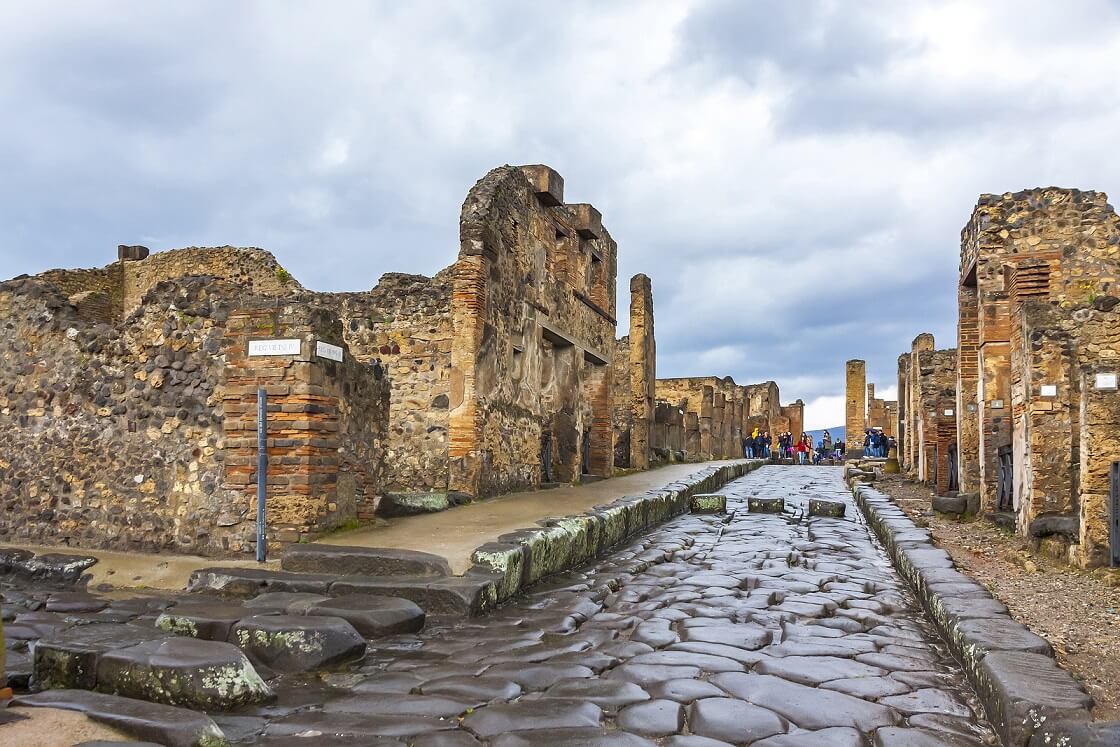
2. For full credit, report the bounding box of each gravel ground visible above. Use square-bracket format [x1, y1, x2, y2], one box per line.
[877, 474, 1120, 720]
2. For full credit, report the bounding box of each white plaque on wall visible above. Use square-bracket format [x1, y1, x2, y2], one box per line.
[991, 399, 1005, 409]
[944, 409, 954, 416]
[1095, 373, 1118, 390]
[248, 338, 301, 357]
[1040, 385, 1058, 397]
[316, 340, 344, 362]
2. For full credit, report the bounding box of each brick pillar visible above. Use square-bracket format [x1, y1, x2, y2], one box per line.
[699, 385, 714, 459]
[584, 362, 613, 477]
[684, 412, 700, 459]
[628, 274, 655, 470]
[958, 285, 981, 494]
[845, 360, 866, 454]
[978, 340, 1011, 513]
[909, 335, 935, 477]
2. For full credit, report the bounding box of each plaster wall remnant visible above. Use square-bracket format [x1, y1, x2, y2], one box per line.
[844, 360, 866, 453]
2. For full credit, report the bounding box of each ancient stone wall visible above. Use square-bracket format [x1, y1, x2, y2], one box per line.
[914, 348, 958, 494]
[897, 353, 910, 468]
[960, 188, 1120, 514]
[0, 274, 244, 554]
[314, 272, 453, 493]
[866, 383, 898, 437]
[0, 261, 389, 556]
[122, 247, 300, 314]
[780, 401, 804, 440]
[222, 304, 389, 544]
[844, 360, 866, 453]
[449, 165, 618, 497]
[906, 335, 935, 477]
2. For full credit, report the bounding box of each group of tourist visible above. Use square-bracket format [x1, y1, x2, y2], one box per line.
[745, 428, 895, 464]
[743, 428, 771, 458]
[863, 428, 894, 458]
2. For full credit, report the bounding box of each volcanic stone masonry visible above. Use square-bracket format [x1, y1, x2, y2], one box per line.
[0, 162, 799, 558]
[887, 187, 1120, 568]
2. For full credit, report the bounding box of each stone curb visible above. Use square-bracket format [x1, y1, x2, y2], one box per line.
[849, 481, 1120, 746]
[468, 460, 765, 607]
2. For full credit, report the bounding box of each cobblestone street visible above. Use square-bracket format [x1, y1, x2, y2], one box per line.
[255, 465, 995, 745]
[2, 465, 1000, 745]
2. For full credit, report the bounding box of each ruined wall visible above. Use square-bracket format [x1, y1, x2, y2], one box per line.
[318, 272, 453, 493]
[845, 360, 866, 453]
[122, 247, 299, 314]
[866, 383, 897, 437]
[914, 348, 958, 493]
[610, 274, 656, 470]
[449, 165, 617, 497]
[960, 188, 1120, 512]
[0, 275, 240, 554]
[222, 304, 388, 544]
[897, 353, 910, 467]
[907, 335, 935, 477]
[780, 401, 804, 440]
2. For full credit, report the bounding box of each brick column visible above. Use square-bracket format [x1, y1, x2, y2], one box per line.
[845, 360, 866, 454]
[628, 274, 655, 470]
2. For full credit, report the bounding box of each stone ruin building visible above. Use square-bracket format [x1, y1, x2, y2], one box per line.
[895, 335, 959, 495]
[888, 187, 1120, 567]
[0, 162, 799, 559]
[652, 378, 801, 463]
[956, 188, 1120, 566]
[844, 359, 899, 454]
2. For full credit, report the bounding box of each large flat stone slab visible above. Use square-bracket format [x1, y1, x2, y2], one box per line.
[329, 575, 496, 616]
[96, 637, 272, 710]
[33, 623, 170, 690]
[155, 602, 255, 641]
[710, 672, 900, 731]
[187, 567, 336, 597]
[282, 544, 451, 577]
[230, 614, 366, 672]
[306, 594, 425, 637]
[12, 689, 226, 747]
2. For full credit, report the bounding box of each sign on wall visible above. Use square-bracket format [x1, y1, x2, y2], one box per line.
[248, 339, 301, 357]
[1040, 385, 1058, 397]
[1095, 373, 1118, 390]
[316, 340, 344, 362]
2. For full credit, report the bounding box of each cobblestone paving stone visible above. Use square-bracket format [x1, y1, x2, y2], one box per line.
[3, 466, 1001, 745]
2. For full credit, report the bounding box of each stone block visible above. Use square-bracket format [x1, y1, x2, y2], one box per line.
[155, 602, 255, 641]
[932, 495, 967, 514]
[570, 203, 603, 240]
[281, 544, 451, 577]
[977, 651, 1093, 746]
[33, 624, 170, 691]
[95, 637, 272, 710]
[117, 245, 150, 261]
[519, 164, 564, 206]
[305, 594, 425, 637]
[12, 689, 225, 747]
[689, 494, 726, 514]
[328, 575, 497, 617]
[187, 567, 335, 597]
[230, 614, 366, 672]
[747, 497, 784, 514]
[808, 499, 846, 518]
[376, 491, 471, 518]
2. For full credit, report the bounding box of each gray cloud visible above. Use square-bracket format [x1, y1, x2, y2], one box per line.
[1, 0, 1118, 428]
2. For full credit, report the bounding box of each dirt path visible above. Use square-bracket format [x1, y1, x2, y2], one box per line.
[877, 474, 1120, 720]
[0, 706, 135, 746]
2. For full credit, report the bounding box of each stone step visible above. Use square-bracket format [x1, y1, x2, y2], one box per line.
[188, 567, 496, 617]
[281, 544, 451, 577]
[12, 689, 226, 747]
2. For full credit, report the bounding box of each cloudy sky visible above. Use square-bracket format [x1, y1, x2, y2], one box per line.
[3, 1, 1119, 429]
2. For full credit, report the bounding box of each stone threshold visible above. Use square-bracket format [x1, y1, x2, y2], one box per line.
[849, 478, 1120, 746]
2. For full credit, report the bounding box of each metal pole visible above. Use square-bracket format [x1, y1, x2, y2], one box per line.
[256, 387, 267, 563]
